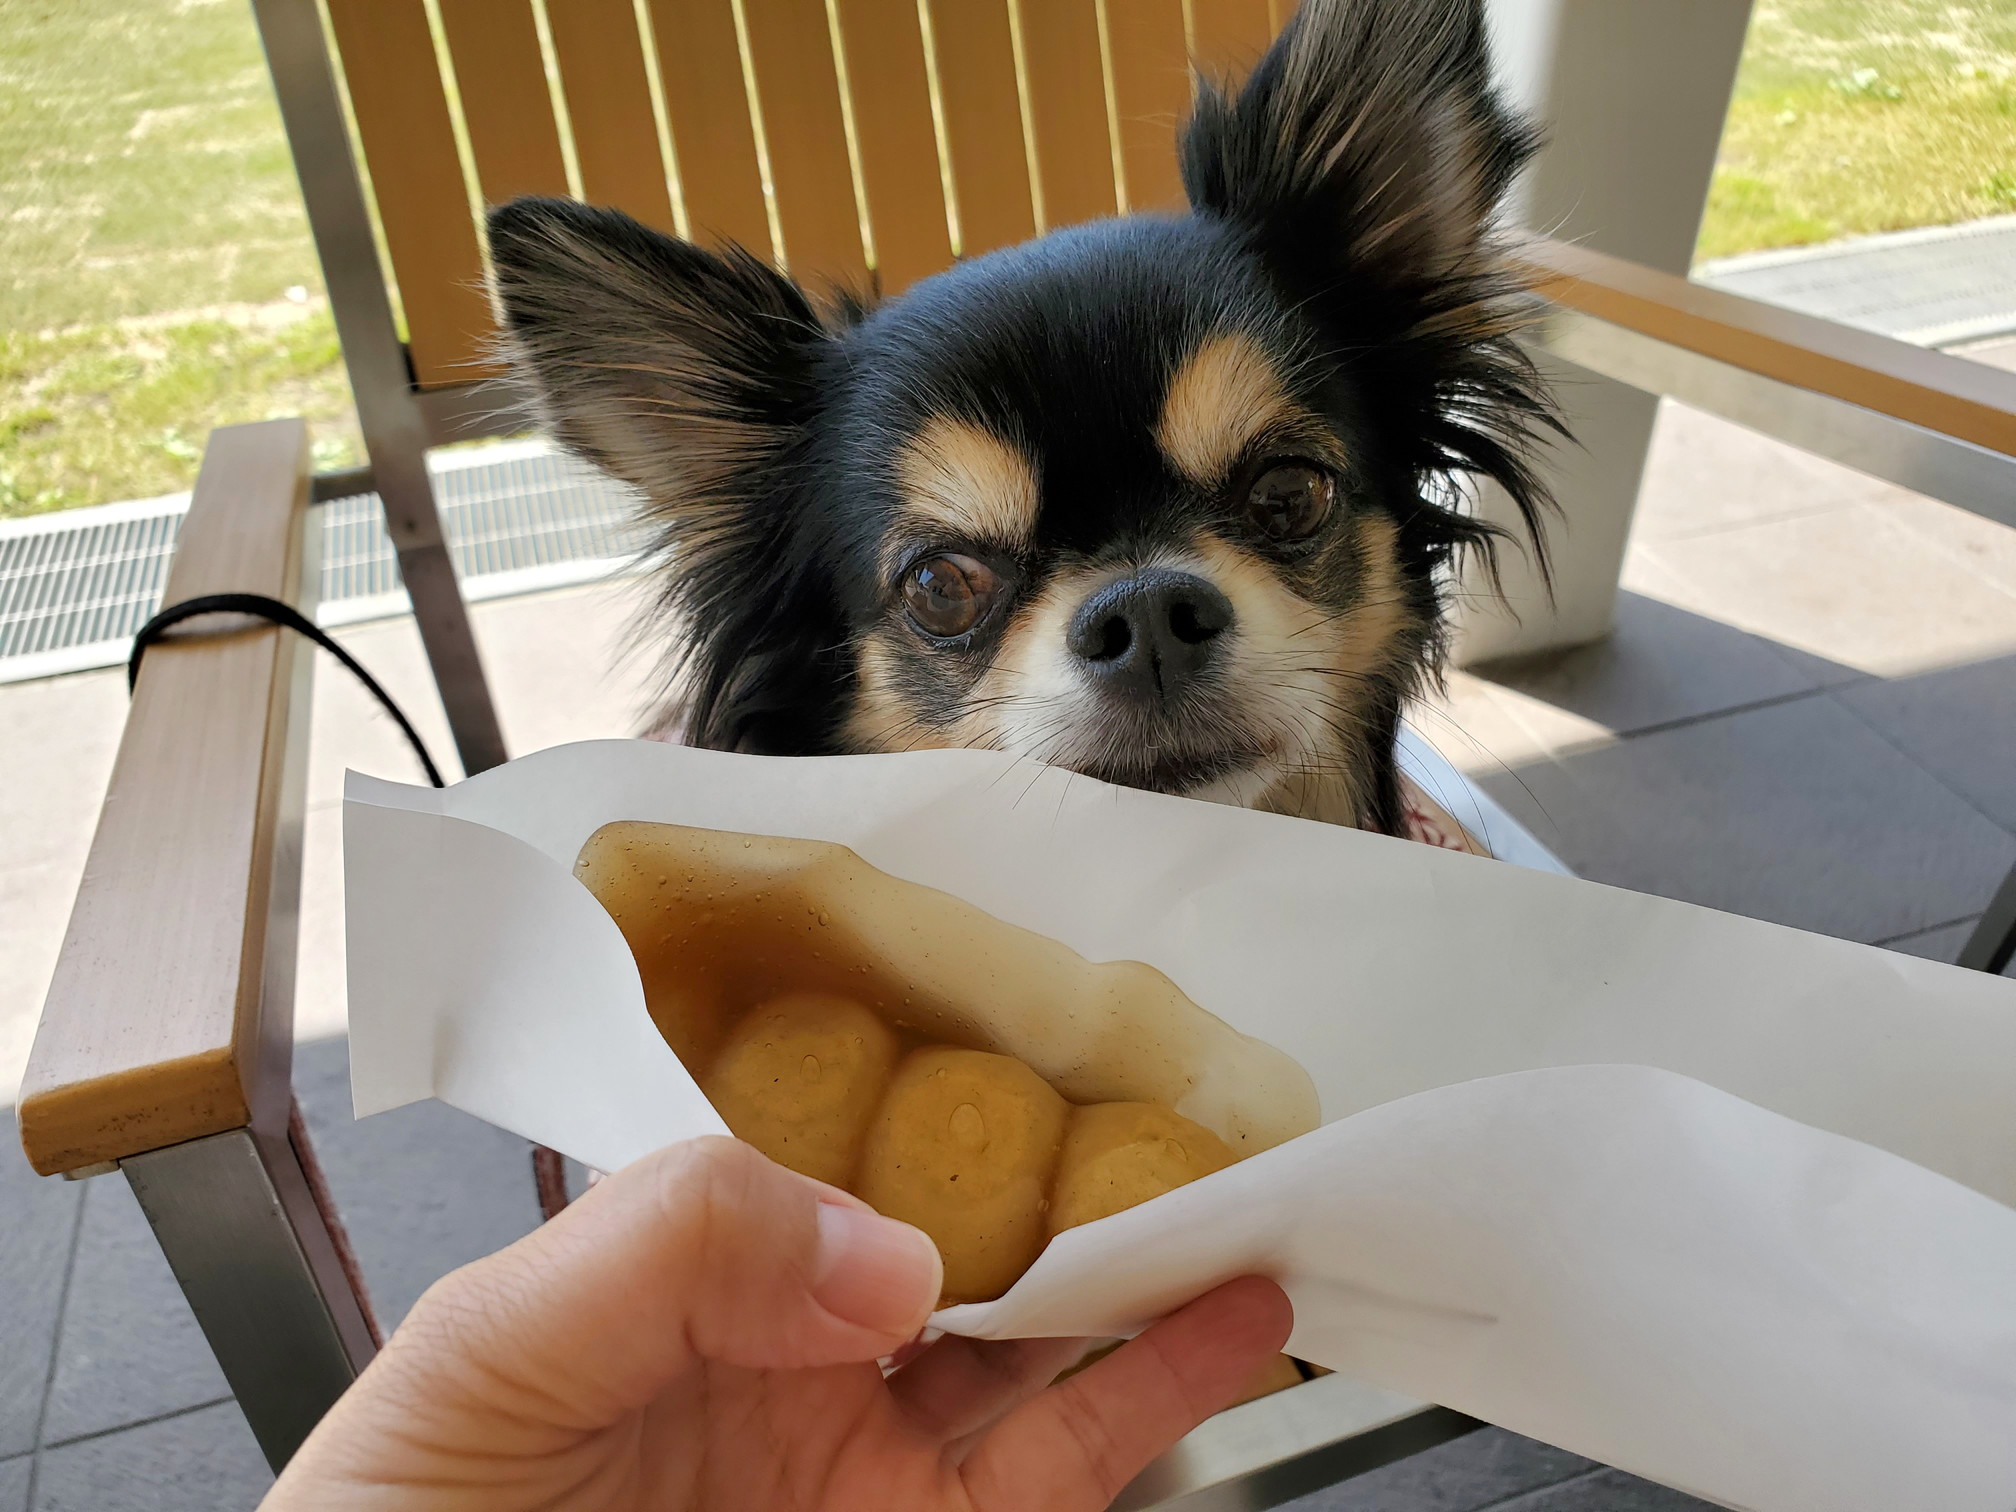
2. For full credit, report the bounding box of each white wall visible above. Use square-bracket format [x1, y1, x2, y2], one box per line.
[1457, 0, 1756, 663]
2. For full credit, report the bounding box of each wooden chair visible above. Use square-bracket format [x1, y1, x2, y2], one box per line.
[253, 0, 1294, 780]
[19, 0, 2016, 1496]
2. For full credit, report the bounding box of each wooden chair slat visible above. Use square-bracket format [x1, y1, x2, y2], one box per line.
[18, 422, 312, 1176]
[1013, 0, 1118, 230]
[645, 0, 774, 256]
[921, 0, 1035, 258]
[546, 0, 678, 234]
[1520, 235, 2016, 460]
[740, 0, 869, 286]
[1103, 0, 1191, 212]
[833, 0, 953, 293]
[1188, 0, 1276, 81]
[326, 0, 495, 388]
[437, 0, 569, 205]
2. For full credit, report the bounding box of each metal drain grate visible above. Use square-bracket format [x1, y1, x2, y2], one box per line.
[0, 441, 648, 684]
[0, 502, 187, 666]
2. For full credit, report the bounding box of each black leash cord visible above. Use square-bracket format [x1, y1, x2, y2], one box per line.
[128, 592, 446, 789]
[121, 595, 588, 1212]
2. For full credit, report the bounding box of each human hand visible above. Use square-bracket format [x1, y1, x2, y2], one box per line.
[262, 1136, 1292, 1511]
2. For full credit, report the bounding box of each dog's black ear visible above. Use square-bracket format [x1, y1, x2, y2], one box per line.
[487, 196, 849, 753]
[1182, 0, 1557, 583]
[486, 195, 824, 516]
[1182, 0, 1534, 297]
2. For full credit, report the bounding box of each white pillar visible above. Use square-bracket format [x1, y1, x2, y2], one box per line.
[1456, 0, 1755, 663]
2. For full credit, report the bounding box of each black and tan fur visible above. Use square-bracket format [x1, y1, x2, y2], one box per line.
[487, 0, 1560, 835]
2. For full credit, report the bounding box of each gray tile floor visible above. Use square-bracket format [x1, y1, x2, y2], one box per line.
[1696, 213, 2016, 346]
[0, 1042, 556, 1510]
[4, 377, 2016, 1509]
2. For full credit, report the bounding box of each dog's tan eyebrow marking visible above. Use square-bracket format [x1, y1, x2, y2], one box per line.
[894, 416, 1039, 548]
[1156, 331, 1309, 488]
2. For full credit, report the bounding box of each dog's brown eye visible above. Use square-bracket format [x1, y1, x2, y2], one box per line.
[903, 554, 1002, 639]
[1244, 460, 1334, 540]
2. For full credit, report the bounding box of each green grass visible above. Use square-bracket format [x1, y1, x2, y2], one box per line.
[0, 0, 357, 517]
[3, 0, 2015, 512]
[0, 307, 360, 516]
[1, 0, 327, 328]
[1697, 0, 2016, 261]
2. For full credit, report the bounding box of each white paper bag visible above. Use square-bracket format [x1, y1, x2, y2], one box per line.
[344, 739, 2016, 1512]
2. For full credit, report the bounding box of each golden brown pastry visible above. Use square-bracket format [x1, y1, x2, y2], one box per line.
[700, 992, 900, 1188]
[1047, 1101, 1236, 1237]
[574, 819, 1323, 1309]
[856, 1048, 1072, 1305]
[573, 820, 1319, 1154]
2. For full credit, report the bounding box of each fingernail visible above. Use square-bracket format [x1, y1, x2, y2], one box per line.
[812, 1202, 942, 1335]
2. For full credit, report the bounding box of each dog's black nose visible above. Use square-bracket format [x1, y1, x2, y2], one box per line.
[1067, 570, 1234, 701]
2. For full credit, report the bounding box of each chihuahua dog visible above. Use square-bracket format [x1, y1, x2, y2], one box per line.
[487, 0, 1556, 835]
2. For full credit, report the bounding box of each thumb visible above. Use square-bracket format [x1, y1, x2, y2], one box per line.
[386, 1136, 941, 1428]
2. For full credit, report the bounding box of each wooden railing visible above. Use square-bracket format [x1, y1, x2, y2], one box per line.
[18, 421, 316, 1176]
[1521, 238, 2016, 462]
[1517, 236, 2016, 535]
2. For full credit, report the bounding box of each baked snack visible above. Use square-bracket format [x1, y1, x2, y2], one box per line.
[701, 991, 899, 1189]
[856, 1047, 1073, 1303]
[575, 819, 1320, 1308]
[1048, 1101, 1236, 1237]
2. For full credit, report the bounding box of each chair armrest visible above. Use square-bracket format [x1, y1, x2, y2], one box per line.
[1513, 234, 2016, 460]
[18, 420, 318, 1177]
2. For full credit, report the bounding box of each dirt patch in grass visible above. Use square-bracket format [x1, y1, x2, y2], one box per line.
[1699, 0, 2016, 260]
